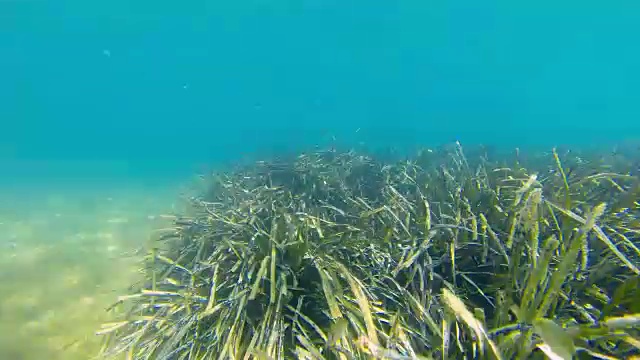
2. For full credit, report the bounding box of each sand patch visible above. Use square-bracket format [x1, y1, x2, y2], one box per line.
[0, 186, 182, 360]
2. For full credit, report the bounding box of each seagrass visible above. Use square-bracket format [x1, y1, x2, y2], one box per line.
[97, 142, 640, 360]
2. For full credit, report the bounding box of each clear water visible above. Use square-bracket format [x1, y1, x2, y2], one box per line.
[1, 0, 639, 358]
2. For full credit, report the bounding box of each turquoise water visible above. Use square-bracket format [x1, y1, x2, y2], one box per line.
[3, 0, 640, 167]
[1, 0, 639, 358]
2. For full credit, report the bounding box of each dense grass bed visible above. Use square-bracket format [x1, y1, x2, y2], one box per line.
[99, 143, 640, 360]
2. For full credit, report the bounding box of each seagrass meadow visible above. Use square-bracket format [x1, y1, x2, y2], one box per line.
[96, 143, 640, 360]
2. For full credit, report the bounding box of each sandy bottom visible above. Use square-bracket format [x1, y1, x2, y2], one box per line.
[0, 183, 187, 360]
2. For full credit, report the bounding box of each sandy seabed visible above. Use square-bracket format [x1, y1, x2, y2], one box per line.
[0, 183, 185, 360]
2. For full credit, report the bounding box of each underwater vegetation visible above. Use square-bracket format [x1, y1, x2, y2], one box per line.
[97, 142, 640, 359]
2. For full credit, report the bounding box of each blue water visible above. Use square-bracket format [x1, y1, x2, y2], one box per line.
[1, 1, 640, 358]
[2, 0, 639, 184]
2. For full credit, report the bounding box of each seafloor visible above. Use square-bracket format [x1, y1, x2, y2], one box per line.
[2, 145, 638, 359]
[0, 182, 183, 360]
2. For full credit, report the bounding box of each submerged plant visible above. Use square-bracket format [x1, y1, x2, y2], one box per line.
[97, 142, 640, 359]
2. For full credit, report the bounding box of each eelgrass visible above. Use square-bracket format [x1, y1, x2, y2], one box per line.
[97, 143, 640, 359]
